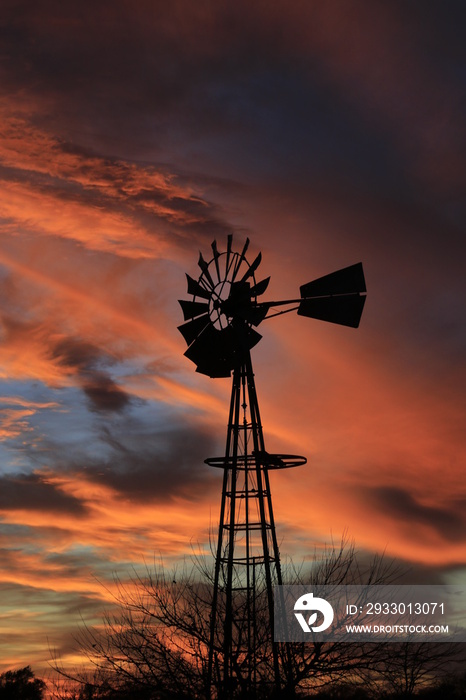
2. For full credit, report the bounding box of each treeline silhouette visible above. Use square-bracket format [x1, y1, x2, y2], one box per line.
[45, 540, 463, 700]
[0, 667, 45, 699]
[3, 666, 465, 700]
[49, 672, 466, 699]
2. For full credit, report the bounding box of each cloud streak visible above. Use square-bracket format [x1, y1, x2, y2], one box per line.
[367, 485, 466, 543]
[0, 472, 86, 515]
[0, 117, 229, 259]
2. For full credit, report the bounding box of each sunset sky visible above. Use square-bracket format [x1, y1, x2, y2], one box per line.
[0, 0, 465, 675]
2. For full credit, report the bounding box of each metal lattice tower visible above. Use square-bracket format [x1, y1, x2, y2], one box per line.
[205, 353, 306, 696]
[178, 236, 366, 698]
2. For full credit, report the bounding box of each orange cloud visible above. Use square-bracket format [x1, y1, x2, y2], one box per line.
[0, 408, 34, 440]
[0, 99, 215, 239]
[254, 319, 466, 567]
[0, 468, 215, 566]
[0, 241, 185, 394]
[0, 179, 164, 259]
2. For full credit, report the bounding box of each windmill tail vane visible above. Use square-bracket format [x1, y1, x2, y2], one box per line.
[177, 235, 366, 698]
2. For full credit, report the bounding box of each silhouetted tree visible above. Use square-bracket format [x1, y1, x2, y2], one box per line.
[419, 669, 466, 699]
[0, 667, 46, 700]
[372, 641, 464, 698]
[51, 540, 386, 698]
[312, 683, 371, 700]
[51, 538, 462, 699]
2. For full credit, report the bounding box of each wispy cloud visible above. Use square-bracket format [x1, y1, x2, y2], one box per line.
[0, 472, 86, 515]
[0, 105, 231, 258]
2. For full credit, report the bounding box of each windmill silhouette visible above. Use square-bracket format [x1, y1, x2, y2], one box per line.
[178, 236, 366, 698]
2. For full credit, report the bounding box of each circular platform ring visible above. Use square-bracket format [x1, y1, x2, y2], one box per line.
[205, 452, 306, 470]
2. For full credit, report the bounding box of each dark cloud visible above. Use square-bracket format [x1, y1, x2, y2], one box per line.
[82, 374, 131, 413]
[49, 336, 132, 413]
[51, 337, 102, 372]
[0, 306, 132, 412]
[367, 486, 466, 543]
[0, 126, 233, 246]
[390, 559, 466, 586]
[0, 472, 86, 515]
[0, 581, 112, 667]
[2, 2, 464, 167]
[1, 0, 453, 188]
[343, 548, 466, 586]
[80, 422, 219, 503]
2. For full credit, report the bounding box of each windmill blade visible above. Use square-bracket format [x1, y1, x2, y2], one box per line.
[184, 321, 262, 378]
[242, 325, 262, 351]
[250, 276, 270, 297]
[211, 240, 221, 281]
[184, 324, 237, 378]
[195, 359, 232, 378]
[231, 237, 250, 282]
[300, 262, 366, 299]
[186, 274, 211, 300]
[178, 299, 210, 321]
[225, 233, 233, 274]
[198, 251, 215, 288]
[240, 252, 262, 283]
[177, 314, 210, 345]
[238, 236, 250, 261]
[298, 294, 366, 328]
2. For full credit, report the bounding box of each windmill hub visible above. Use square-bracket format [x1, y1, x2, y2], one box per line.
[220, 281, 252, 318]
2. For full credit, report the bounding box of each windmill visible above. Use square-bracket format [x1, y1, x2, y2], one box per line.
[178, 236, 366, 698]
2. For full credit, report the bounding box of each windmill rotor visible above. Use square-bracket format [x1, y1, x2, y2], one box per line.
[179, 237, 367, 377]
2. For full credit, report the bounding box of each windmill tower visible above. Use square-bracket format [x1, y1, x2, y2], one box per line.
[178, 236, 366, 698]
